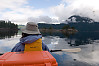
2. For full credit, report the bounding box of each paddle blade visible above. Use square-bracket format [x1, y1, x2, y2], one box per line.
[0, 53, 4, 55]
[62, 48, 81, 52]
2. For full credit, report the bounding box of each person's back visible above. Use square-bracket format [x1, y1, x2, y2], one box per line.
[11, 22, 49, 52]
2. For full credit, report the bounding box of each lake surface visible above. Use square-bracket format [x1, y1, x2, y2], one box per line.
[0, 30, 99, 66]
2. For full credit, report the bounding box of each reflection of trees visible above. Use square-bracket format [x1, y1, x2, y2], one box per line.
[41, 31, 75, 38]
[0, 30, 18, 39]
[62, 31, 75, 38]
[68, 39, 94, 46]
[68, 32, 98, 46]
[41, 31, 98, 46]
[40, 29, 77, 38]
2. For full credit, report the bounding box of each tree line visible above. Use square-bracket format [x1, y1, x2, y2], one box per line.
[38, 23, 75, 30]
[0, 20, 18, 29]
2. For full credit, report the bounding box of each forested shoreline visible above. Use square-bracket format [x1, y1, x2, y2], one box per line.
[0, 20, 18, 30]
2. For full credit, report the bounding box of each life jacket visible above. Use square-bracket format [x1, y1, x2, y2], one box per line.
[24, 38, 43, 51]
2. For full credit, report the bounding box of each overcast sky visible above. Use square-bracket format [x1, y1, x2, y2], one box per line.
[0, 0, 99, 24]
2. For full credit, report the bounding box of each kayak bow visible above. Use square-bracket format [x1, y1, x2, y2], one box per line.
[0, 51, 58, 66]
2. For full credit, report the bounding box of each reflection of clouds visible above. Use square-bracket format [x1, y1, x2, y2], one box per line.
[0, 48, 5, 53]
[43, 36, 60, 49]
[0, 41, 2, 44]
[44, 36, 99, 66]
[51, 52, 73, 65]
[43, 36, 75, 50]
[42, 36, 60, 45]
[91, 51, 99, 63]
[42, 36, 52, 44]
[51, 52, 94, 66]
[0, 36, 21, 52]
[43, 36, 70, 49]
[50, 37, 60, 45]
[69, 42, 99, 65]
[56, 38, 69, 49]
[94, 40, 99, 43]
[69, 39, 76, 44]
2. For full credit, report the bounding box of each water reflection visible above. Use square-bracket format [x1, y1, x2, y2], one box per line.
[0, 36, 21, 53]
[68, 32, 99, 46]
[42, 31, 99, 66]
[0, 30, 20, 53]
[0, 31, 99, 66]
[0, 30, 18, 39]
[51, 52, 95, 66]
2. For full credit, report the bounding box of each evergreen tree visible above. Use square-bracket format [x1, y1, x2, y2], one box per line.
[0, 20, 18, 29]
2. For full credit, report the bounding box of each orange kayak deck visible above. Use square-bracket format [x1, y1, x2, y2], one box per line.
[0, 51, 58, 66]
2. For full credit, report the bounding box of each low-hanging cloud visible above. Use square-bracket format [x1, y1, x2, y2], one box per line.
[28, 16, 59, 24]
[50, 0, 99, 22]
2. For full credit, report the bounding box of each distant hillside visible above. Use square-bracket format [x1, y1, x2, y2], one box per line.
[19, 22, 99, 32]
[18, 25, 25, 29]
[38, 23, 66, 29]
[68, 22, 99, 31]
[38, 22, 99, 32]
[67, 15, 99, 31]
[67, 15, 94, 23]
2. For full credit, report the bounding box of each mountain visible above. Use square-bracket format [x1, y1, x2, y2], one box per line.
[66, 15, 99, 31]
[67, 15, 94, 23]
[38, 15, 99, 32]
[68, 22, 99, 31]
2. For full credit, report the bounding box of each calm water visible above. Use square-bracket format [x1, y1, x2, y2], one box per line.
[0, 30, 99, 66]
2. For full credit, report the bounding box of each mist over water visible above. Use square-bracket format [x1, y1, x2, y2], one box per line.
[0, 30, 99, 66]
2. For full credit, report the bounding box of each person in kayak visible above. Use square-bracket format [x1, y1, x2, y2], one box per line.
[11, 22, 49, 52]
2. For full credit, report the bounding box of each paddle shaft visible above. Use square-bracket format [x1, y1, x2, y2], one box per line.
[50, 50, 62, 52]
[50, 48, 81, 52]
[0, 53, 4, 55]
[0, 48, 81, 55]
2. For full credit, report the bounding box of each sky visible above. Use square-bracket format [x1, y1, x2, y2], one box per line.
[0, 0, 99, 24]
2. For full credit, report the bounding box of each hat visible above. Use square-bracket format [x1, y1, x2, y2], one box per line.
[21, 22, 41, 34]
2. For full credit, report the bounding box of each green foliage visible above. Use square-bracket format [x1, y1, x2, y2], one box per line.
[0, 20, 18, 29]
[49, 26, 53, 29]
[71, 27, 75, 29]
[62, 25, 70, 30]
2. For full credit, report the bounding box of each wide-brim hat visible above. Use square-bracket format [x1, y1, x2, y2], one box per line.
[21, 22, 41, 34]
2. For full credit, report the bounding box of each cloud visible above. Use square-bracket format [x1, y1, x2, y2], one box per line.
[28, 16, 59, 24]
[50, 0, 99, 22]
[0, 0, 44, 24]
[0, 0, 27, 10]
[0, 0, 59, 24]
[1, 0, 99, 24]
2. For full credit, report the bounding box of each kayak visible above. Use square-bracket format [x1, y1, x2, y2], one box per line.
[0, 51, 58, 66]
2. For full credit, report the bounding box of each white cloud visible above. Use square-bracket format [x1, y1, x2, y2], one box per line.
[0, 0, 27, 10]
[28, 16, 59, 24]
[50, 0, 99, 22]
[1, 0, 99, 24]
[50, 4, 74, 22]
[0, 0, 44, 24]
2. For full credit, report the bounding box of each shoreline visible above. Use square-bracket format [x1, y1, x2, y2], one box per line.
[39, 29, 78, 33]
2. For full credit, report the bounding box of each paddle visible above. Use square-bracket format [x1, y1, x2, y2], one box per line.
[50, 48, 81, 52]
[0, 53, 4, 55]
[0, 48, 81, 55]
